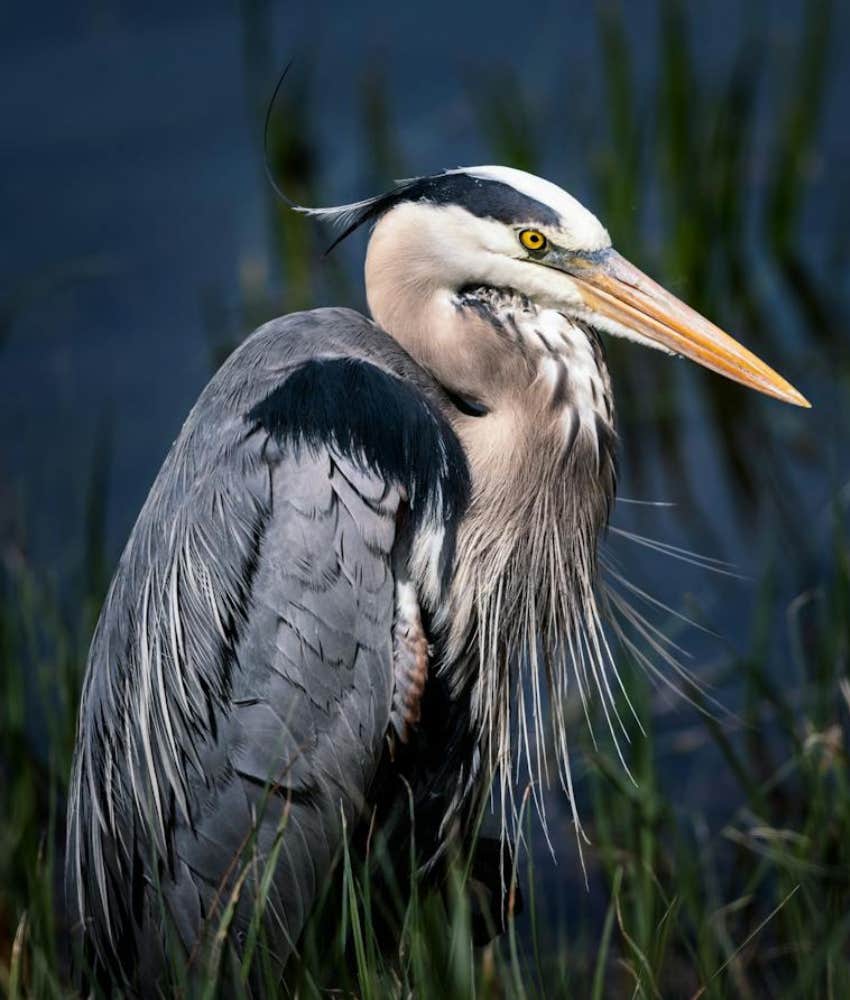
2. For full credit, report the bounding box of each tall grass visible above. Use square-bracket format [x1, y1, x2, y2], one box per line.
[1, 0, 848, 995]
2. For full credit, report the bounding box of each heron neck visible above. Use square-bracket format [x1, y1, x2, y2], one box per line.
[369, 267, 617, 608]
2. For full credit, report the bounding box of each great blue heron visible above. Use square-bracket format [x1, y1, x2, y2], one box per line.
[66, 165, 807, 992]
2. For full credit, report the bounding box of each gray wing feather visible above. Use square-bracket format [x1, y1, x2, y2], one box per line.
[66, 308, 462, 989]
[167, 445, 400, 975]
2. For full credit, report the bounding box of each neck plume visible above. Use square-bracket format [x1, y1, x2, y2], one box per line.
[364, 206, 619, 852]
[438, 389, 617, 848]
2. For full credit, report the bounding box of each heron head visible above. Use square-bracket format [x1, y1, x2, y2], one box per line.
[304, 165, 808, 409]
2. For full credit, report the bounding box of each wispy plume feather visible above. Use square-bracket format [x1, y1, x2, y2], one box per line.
[435, 419, 619, 875]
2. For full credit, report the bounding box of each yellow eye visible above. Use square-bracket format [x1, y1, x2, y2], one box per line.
[519, 229, 547, 252]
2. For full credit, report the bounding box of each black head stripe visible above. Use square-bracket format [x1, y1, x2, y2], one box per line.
[402, 173, 561, 227]
[324, 172, 561, 253]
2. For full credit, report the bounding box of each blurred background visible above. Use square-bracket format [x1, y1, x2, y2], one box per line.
[1, 0, 849, 995]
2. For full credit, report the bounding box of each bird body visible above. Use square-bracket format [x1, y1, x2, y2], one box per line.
[67, 308, 472, 986]
[66, 165, 807, 992]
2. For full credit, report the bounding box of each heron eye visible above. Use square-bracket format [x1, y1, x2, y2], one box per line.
[519, 229, 547, 252]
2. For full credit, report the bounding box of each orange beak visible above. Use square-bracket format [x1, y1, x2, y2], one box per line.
[566, 250, 810, 408]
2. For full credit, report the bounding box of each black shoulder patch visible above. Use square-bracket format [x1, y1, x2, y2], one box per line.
[246, 358, 471, 588]
[325, 172, 561, 252]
